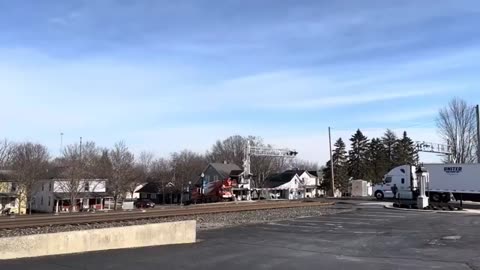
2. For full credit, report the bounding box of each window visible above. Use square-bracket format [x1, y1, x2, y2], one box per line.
[140, 193, 147, 199]
[48, 197, 51, 207]
[84, 181, 90, 192]
[384, 177, 392, 183]
[42, 184, 44, 191]
[213, 175, 218, 182]
[401, 178, 405, 184]
[11, 199, 16, 207]
[49, 182, 52, 191]
[41, 197, 44, 206]
[151, 193, 157, 199]
[11, 182, 17, 192]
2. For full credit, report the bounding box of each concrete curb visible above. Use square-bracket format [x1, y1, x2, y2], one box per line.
[0, 220, 196, 260]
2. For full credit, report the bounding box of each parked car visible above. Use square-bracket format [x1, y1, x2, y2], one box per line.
[135, 199, 155, 208]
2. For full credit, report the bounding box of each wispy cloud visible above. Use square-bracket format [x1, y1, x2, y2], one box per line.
[1, 1, 479, 163]
[263, 89, 438, 110]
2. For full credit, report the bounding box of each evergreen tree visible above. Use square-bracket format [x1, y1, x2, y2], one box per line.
[381, 129, 398, 169]
[393, 131, 419, 165]
[366, 138, 389, 183]
[348, 129, 369, 179]
[322, 138, 348, 194]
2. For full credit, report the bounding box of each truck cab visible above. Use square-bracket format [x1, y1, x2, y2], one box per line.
[373, 165, 417, 200]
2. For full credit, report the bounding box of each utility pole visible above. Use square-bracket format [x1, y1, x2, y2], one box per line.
[328, 127, 335, 197]
[476, 105, 480, 163]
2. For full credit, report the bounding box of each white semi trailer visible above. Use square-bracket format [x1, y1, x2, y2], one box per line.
[373, 163, 480, 202]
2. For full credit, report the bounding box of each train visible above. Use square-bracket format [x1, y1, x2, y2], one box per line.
[189, 178, 235, 204]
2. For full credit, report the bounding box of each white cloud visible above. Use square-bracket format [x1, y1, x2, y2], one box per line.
[264, 89, 436, 109]
[359, 108, 439, 124]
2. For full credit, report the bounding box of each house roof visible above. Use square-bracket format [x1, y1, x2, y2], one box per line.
[208, 163, 242, 179]
[229, 170, 244, 177]
[285, 169, 319, 178]
[0, 192, 17, 198]
[285, 169, 307, 175]
[0, 170, 14, 180]
[54, 192, 111, 200]
[137, 182, 180, 194]
[264, 171, 298, 188]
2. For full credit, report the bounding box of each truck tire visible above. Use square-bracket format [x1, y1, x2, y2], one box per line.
[441, 193, 451, 203]
[430, 193, 441, 202]
[375, 191, 384, 200]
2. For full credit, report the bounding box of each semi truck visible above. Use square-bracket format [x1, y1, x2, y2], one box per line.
[373, 163, 480, 202]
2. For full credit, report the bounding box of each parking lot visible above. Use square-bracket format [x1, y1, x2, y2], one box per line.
[1, 203, 479, 270]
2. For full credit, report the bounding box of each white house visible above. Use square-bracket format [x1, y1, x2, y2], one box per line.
[125, 183, 147, 200]
[261, 171, 305, 200]
[32, 179, 111, 213]
[297, 171, 321, 198]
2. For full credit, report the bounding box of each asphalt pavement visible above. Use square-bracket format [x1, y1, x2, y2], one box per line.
[1, 202, 479, 270]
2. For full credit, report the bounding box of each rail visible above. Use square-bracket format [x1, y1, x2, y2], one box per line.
[0, 200, 333, 230]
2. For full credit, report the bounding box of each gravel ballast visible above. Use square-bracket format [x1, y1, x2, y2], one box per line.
[0, 205, 351, 238]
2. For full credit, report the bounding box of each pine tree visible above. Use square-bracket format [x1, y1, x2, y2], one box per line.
[393, 131, 419, 165]
[366, 138, 389, 184]
[322, 138, 348, 194]
[348, 129, 369, 180]
[382, 129, 398, 169]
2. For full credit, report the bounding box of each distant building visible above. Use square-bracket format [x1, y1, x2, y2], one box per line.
[31, 168, 112, 213]
[262, 171, 304, 200]
[259, 169, 322, 200]
[199, 163, 250, 200]
[125, 183, 147, 200]
[0, 170, 26, 214]
[137, 181, 182, 204]
[200, 163, 242, 184]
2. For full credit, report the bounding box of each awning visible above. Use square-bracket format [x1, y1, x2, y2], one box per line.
[0, 193, 18, 198]
[54, 192, 112, 200]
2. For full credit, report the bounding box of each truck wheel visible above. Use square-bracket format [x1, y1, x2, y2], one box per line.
[441, 193, 451, 203]
[430, 193, 441, 202]
[375, 191, 384, 200]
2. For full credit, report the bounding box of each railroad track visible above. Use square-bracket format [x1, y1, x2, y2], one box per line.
[0, 201, 333, 230]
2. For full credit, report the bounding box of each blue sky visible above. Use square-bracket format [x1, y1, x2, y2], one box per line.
[1, 0, 480, 164]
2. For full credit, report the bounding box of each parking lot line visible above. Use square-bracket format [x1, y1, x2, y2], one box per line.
[344, 214, 406, 218]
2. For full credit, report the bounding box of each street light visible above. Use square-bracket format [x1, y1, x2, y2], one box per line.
[200, 173, 205, 195]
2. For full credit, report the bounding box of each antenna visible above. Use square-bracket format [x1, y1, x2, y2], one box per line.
[60, 132, 64, 154]
[80, 136, 83, 159]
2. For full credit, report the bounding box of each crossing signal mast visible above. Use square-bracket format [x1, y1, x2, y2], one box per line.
[242, 140, 298, 186]
[415, 141, 452, 157]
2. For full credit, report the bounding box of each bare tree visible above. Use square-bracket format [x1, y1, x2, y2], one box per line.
[127, 151, 155, 198]
[171, 150, 207, 188]
[207, 135, 294, 188]
[10, 142, 50, 214]
[57, 142, 102, 212]
[437, 98, 477, 163]
[150, 158, 172, 204]
[206, 135, 261, 165]
[0, 139, 13, 169]
[138, 151, 154, 174]
[292, 159, 319, 171]
[109, 141, 135, 209]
